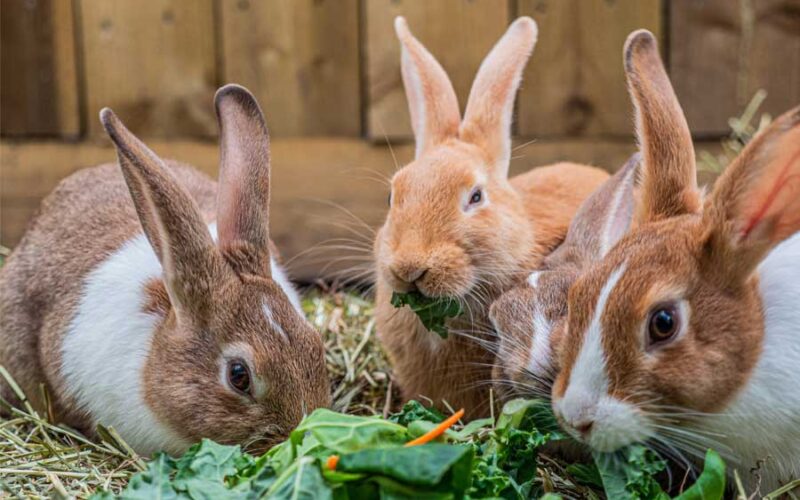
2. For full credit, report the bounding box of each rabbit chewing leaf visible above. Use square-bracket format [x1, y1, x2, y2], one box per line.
[390, 291, 463, 338]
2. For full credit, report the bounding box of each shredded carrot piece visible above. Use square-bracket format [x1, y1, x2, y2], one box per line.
[326, 408, 465, 471]
[404, 408, 465, 447]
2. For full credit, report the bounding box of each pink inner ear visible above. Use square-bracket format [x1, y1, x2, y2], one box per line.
[739, 130, 800, 244]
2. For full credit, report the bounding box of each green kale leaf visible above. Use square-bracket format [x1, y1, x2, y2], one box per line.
[390, 291, 463, 338]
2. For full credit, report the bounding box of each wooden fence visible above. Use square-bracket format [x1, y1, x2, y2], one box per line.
[2, 0, 798, 281]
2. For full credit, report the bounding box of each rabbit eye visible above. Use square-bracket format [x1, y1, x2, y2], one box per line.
[647, 305, 679, 346]
[469, 188, 483, 205]
[388, 192, 392, 207]
[227, 359, 251, 395]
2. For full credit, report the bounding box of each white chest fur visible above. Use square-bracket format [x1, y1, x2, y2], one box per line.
[697, 233, 800, 488]
[61, 224, 301, 456]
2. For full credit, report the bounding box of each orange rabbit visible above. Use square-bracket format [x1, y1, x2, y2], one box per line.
[374, 16, 609, 415]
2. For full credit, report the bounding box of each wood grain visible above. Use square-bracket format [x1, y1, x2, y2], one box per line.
[517, 0, 662, 138]
[1, 138, 655, 280]
[78, 0, 218, 138]
[364, 0, 510, 141]
[670, 0, 800, 136]
[1, 0, 79, 137]
[219, 0, 361, 137]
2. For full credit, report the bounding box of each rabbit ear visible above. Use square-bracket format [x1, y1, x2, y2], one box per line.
[624, 30, 701, 223]
[214, 84, 272, 278]
[100, 108, 222, 315]
[395, 17, 460, 158]
[704, 106, 800, 278]
[460, 17, 537, 177]
[564, 154, 640, 261]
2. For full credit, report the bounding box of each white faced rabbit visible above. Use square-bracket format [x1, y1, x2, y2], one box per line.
[552, 30, 800, 490]
[490, 154, 639, 401]
[375, 16, 609, 415]
[0, 85, 330, 456]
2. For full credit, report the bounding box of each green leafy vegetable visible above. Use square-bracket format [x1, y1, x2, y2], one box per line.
[389, 400, 446, 426]
[594, 445, 669, 500]
[390, 291, 462, 338]
[95, 401, 729, 500]
[266, 456, 333, 500]
[291, 408, 408, 453]
[338, 444, 472, 492]
[673, 450, 726, 500]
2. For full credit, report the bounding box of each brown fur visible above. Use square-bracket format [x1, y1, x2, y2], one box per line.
[553, 31, 800, 432]
[0, 85, 330, 452]
[375, 17, 609, 416]
[490, 156, 640, 403]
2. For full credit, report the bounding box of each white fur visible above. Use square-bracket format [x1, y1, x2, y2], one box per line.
[527, 305, 553, 377]
[527, 271, 541, 288]
[269, 262, 302, 313]
[693, 233, 800, 488]
[62, 231, 188, 456]
[62, 223, 300, 456]
[556, 264, 648, 450]
[599, 164, 637, 256]
[262, 301, 288, 340]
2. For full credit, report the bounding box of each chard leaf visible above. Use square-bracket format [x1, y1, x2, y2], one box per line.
[673, 450, 726, 500]
[265, 456, 333, 500]
[291, 408, 407, 454]
[336, 443, 473, 493]
[390, 291, 462, 338]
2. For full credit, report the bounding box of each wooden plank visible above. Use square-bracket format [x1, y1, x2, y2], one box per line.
[517, 0, 662, 138]
[365, 0, 511, 140]
[1, 138, 672, 283]
[670, 0, 800, 137]
[0, 0, 80, 137]
[219, 0, 361, 137]
[78, 0, 217, 138]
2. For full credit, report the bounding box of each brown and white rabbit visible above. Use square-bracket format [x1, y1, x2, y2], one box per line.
[374, 16, 609, 415]
[0, 85, 330, 456]
[552, 30, 800, 490]
[489, 154, 639, 402]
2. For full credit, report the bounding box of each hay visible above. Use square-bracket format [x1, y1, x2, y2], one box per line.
[0, 288, 396, 498]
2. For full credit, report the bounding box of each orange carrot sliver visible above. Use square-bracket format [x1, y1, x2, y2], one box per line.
[404, 408, 465, 447]
[325, 408, 465, 471]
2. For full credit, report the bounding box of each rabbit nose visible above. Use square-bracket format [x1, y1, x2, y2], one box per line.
[390, 264, 428, 287]
[570, 419, 594, 438]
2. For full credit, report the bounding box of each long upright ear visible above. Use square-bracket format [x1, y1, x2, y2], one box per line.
[214, 84, 272, 278]
[562, 154, 640, 262]
[459, 17, 537, 177]
[395, 17, 461, 158]
[625, 30, 701, 223]
[705, 106, 800, 277]
[100, 108, 222, 315]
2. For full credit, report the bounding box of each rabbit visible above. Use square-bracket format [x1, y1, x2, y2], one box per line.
[0, 84, 330, 457]
[489, 153, 640, 403]
[551, 30, 800, 491]
[374, 16, 610, 416]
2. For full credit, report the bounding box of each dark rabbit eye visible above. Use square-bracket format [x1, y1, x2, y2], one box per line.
[647, 305, 679, 345]
[388, 192, 392, 207]
[227, 360, 251, 395]
[469, 188, 483, 205]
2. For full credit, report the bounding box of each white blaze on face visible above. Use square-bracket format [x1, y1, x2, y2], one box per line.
[262, 299, 288, 340]
[525, 271, 553, 377]
[555, 263, 650, 451]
